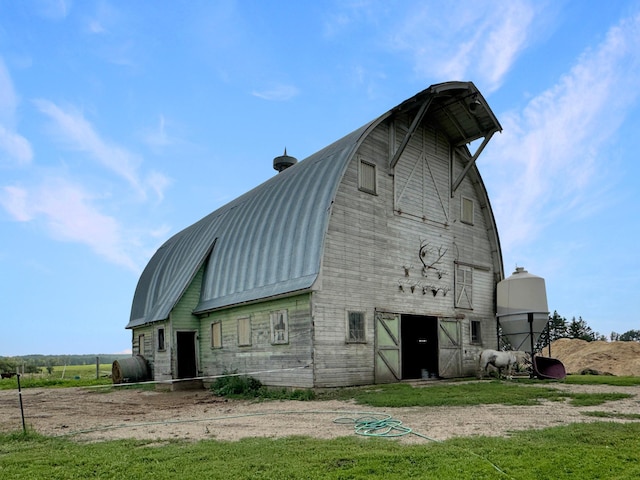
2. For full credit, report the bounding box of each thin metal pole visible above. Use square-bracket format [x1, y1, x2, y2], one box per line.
[528, 313, 535, 379]
[16, 373, 26, 434]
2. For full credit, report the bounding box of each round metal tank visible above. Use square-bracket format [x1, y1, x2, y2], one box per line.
[497, 267, 549, 352]
[112, 355, 149, 384]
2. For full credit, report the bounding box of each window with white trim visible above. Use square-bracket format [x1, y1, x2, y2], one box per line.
[211, 322, 222, 349]
[347, 311, 366, 343]
[237, 317, 251, 346]
[358, 159, 377, 194]
[270, 310, 289, 345]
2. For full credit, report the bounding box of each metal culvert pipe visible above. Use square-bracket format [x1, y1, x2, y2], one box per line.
[112, 355, 149, 384]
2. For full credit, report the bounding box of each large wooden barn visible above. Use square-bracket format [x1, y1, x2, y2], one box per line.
[126, 81, 504, 388]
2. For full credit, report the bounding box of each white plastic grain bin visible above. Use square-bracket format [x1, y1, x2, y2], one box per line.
[496, 267, 549, 352]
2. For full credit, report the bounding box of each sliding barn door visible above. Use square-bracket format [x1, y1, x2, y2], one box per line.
[438, 319, 462, 378]
[375, 312, 401, 383]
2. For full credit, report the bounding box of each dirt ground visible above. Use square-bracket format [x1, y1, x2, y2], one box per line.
[1, 380, 638, 445]
[2, 340, 638, 444]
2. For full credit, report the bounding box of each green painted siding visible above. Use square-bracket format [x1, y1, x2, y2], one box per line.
[169, 266, 205, 377]
[199, 293, 314, 388]
[172, 266, 204, 332]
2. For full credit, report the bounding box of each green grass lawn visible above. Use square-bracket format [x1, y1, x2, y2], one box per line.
[1, 422, 638, 479]
[318, 380, 634, 408]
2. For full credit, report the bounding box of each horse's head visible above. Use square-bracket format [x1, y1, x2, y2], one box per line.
[514, 351, 531, 366]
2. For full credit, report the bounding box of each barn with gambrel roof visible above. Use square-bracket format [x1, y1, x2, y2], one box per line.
[126, 81, 504, 388]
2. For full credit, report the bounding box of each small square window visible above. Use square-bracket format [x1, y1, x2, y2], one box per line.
[461, 197, 474, 225]
[211, 322, 222, 349]
[270, 310, 289, 345]
[358, 159, 377, 194]
[347, 311, 366, 343]
[237, 317, 251, 346]
[471, 320, 482, 344]
[157, 328, 165, 351]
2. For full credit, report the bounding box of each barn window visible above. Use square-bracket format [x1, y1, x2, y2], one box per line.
[138, 334, 145, 356]
[461, 197, 474, 225]
[455, 264, 473, 309]
[358, 159, 377, 195]
[157, 328, 165, 351]
[211, 322, 222, 349]
[471, 320, 482, 344]
[347, 311, 366, 343]
[270, 310, 289, 345]
[237, 317, 251, 346]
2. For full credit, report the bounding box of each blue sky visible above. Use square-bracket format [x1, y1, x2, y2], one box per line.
[1, 1, 639, 356]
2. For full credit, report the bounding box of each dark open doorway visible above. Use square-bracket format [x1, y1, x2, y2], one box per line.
[176, 331, 197, 379]
[401, 315, 439, 379]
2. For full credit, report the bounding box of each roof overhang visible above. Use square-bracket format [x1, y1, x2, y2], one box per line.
[386, 82, 502, 194]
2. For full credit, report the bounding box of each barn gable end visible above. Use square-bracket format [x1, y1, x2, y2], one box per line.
[127, 81, 504, 388]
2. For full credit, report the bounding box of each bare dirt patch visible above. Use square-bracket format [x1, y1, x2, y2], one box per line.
[1, 381, 638, 444]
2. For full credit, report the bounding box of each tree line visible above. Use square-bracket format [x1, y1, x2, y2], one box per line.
[538, 311, 640, 346]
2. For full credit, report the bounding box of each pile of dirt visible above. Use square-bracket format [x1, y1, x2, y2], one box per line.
[544, 338, 640, 376]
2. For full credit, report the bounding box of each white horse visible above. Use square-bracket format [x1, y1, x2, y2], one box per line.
[478, 349, 529, 379]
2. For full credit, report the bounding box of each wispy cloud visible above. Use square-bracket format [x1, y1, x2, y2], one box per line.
[389, 1, 538, 92]
[251, 84, 300, 101]
[485, 11, 640, 256]
[34, 0, 71, 20]
[33, 99, 170, 200]
[141, 115, 174, 152]
[0, 125, 33, 166]
[0, 178, 141, 272]
[0, 58, 32, 165]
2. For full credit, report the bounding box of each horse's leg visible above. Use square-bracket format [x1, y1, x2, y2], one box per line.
[506, 363, 513, 380]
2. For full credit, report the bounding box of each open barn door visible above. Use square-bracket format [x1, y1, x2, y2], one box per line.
[438, 319, 462, 378]
[375, 311, 401, 383]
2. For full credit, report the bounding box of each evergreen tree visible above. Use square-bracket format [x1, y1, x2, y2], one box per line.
[567, 316, 596, 341]
[618, 329, 640, 342]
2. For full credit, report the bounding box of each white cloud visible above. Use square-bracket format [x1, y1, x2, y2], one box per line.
[0, 185, 31, 221]
[33, 99, 170, 200]
[145, 170, 172, 202]
[251, 84, 300, 101]
[0, 178, 141, 272]
[0, 58, 32, 165]
[0, 125, 33, 165]
[485, 11, 640, 256]
[35, 0, 72, 20]
[390, 1, 537, 92]
[0, 59, 18, 122]
[141, 115, 173, 151]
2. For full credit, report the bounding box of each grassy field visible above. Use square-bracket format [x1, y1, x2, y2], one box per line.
[0, 364, 113, 389]
[1, 375, 638, 479]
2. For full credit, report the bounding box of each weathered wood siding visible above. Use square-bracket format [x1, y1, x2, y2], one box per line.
[131, 324, 154, 376]
[151, 321, 171, 381]
[314, 118, 499, 386]
[199, 293, 314, 388]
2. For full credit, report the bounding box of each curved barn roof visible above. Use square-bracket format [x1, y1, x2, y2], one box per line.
[128, 81, 502, 328]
